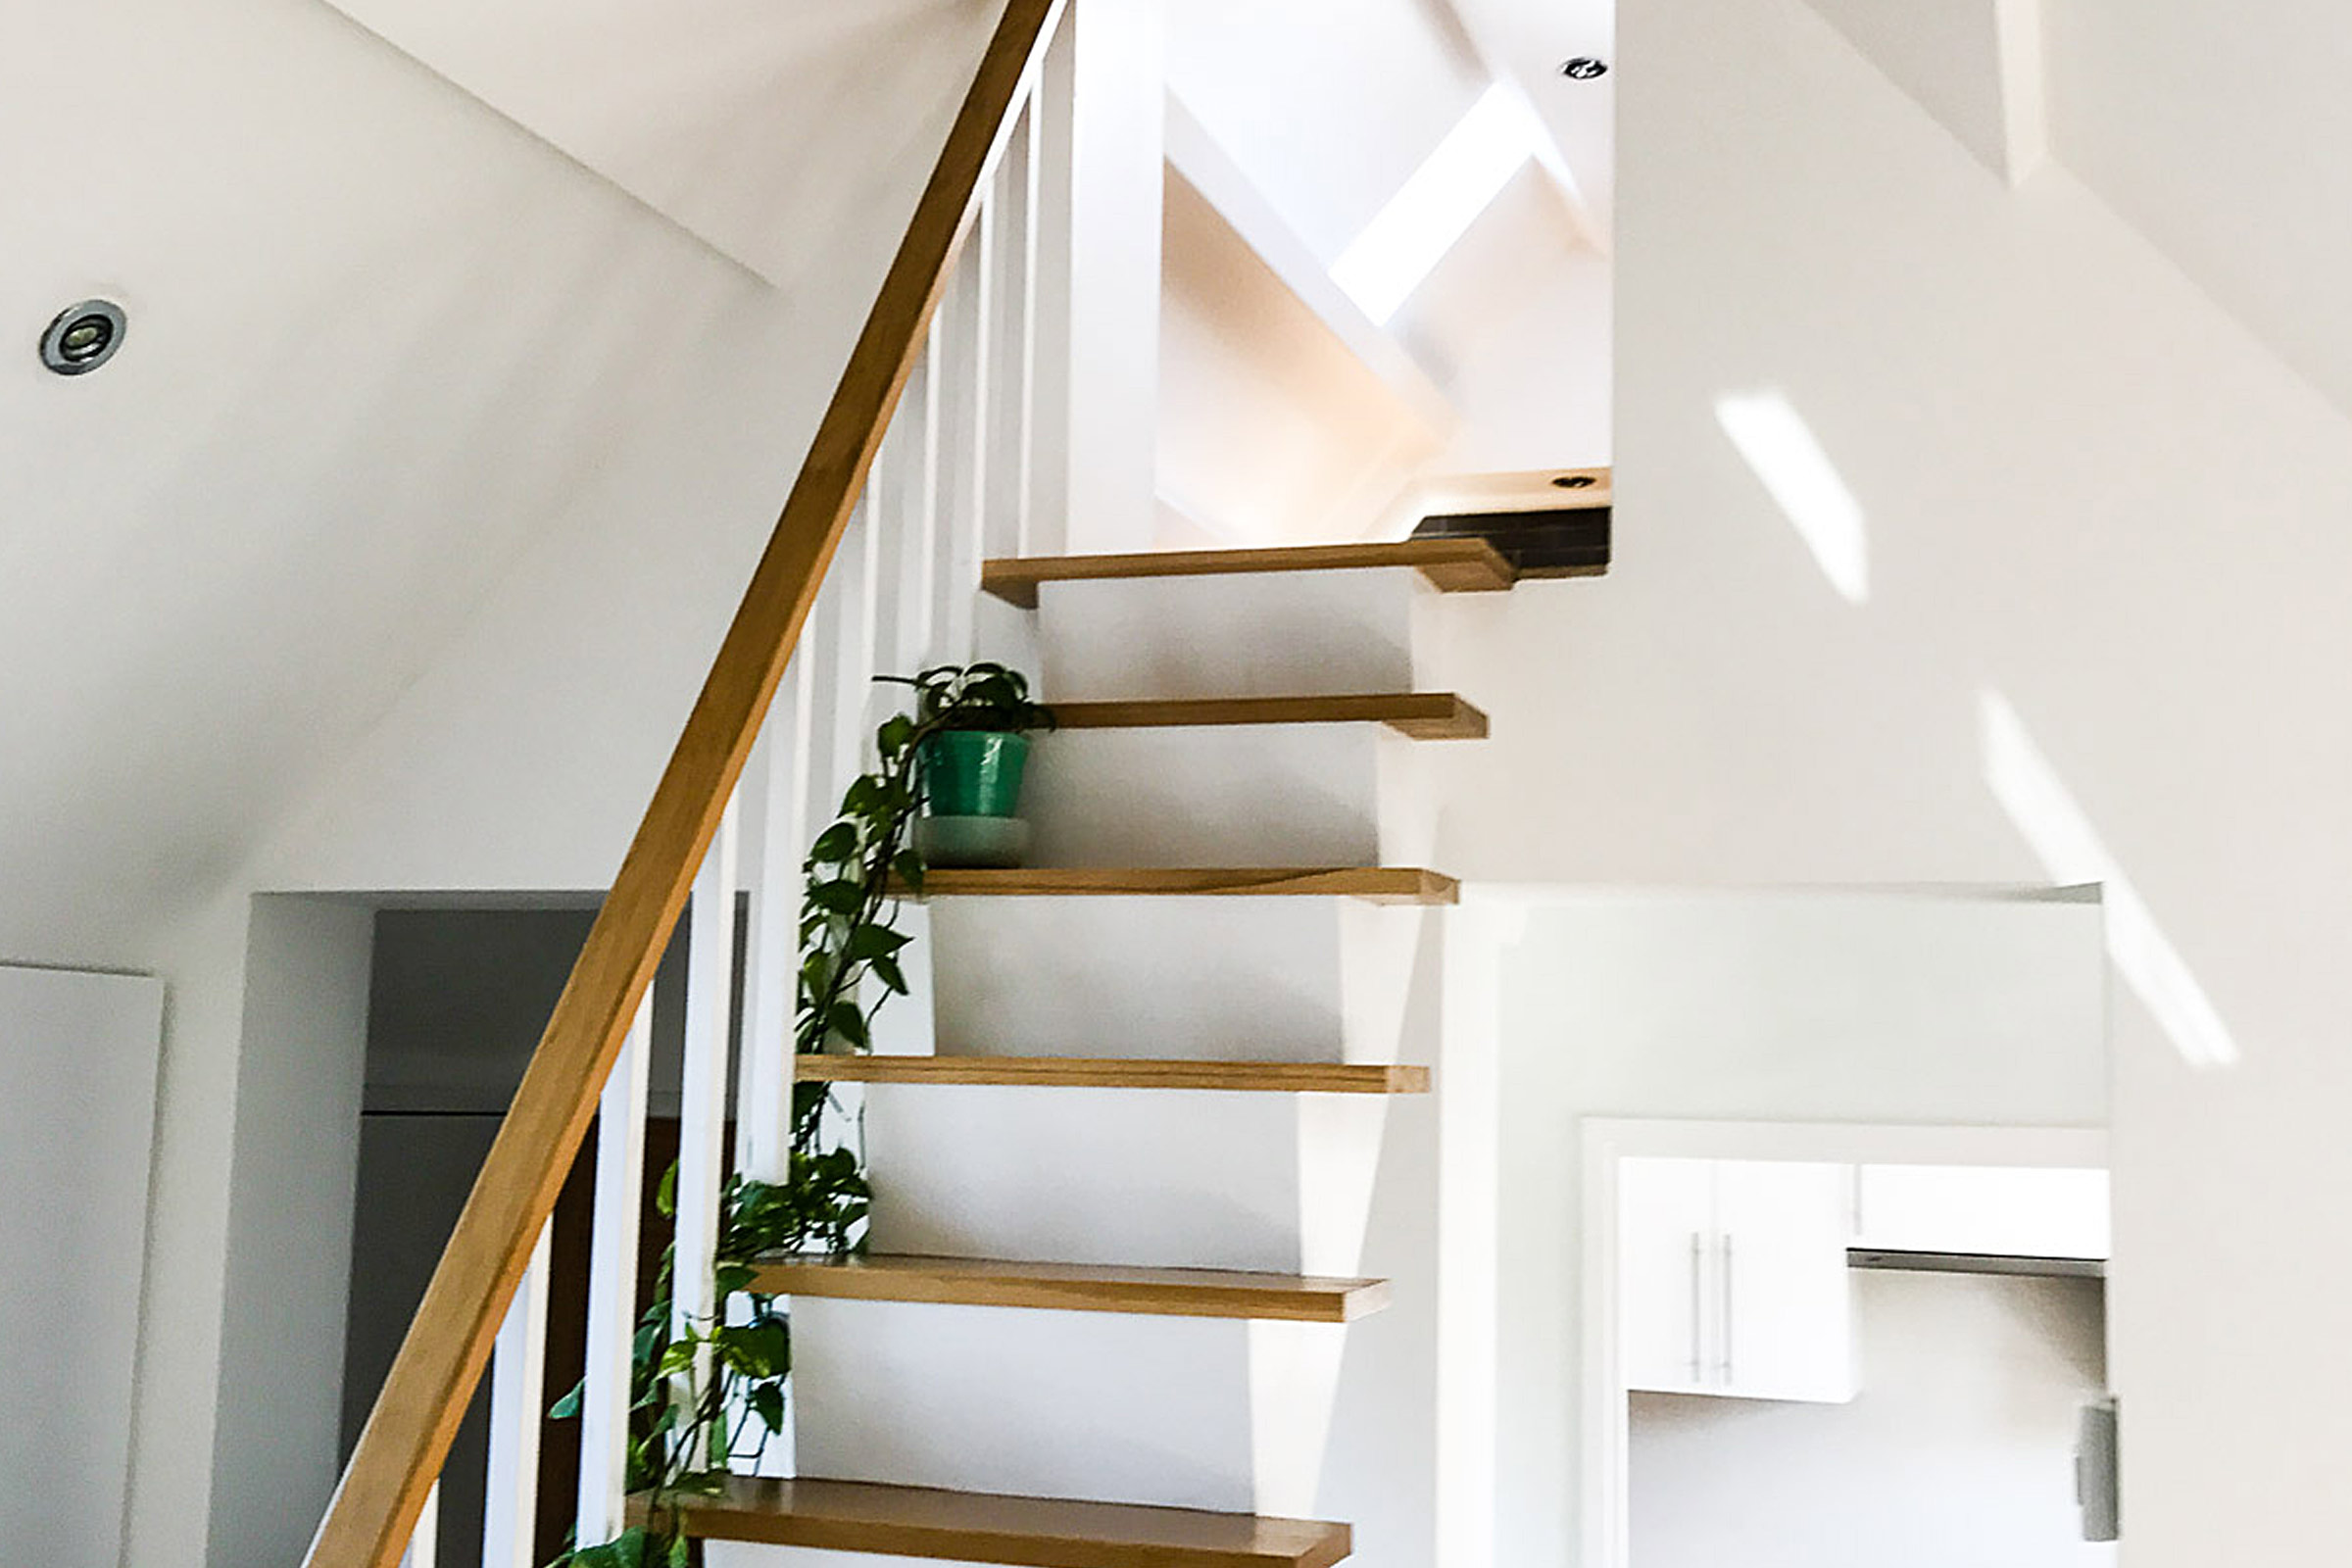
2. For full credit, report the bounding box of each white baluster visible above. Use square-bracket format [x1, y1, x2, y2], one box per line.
[576, 994, 655, 1547]
[934, 209, 993, 664]
[738, 654, 812, 1187]
[672, 797, 740, 1471]
[483, 1225, 551, 1568]
[827, 499, 879, 806]
[1013, 97, 1043, 560]
[1027, 12, 1078, 559]
[910, 329, 947, 669]
[399, 1481, 441, 1568]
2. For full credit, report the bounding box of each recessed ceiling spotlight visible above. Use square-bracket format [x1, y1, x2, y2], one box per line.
[1559, 57, 1610, 80]
[40, 300, 126, 376]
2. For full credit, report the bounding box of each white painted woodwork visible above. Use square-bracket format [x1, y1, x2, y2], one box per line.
[1853, 1163, 2111, 1259]
[1618, 1157, 1858, 1404]
[930, 898, 1381, 1062]
[1713, 1161, 1858, 1402]
[576, 998, 655, 1546]
[864, 1087, 1393, 1275]
[1034, 567, 1447, 703]
[737, 693, 808, 1184]
[481, 1227, 551, 1568]
[399, 1481, 440, 1568]
[1617, 1157, 1715, 1396]
[790, 1300, 1267, 1514]
[1028, 0, 1162, 556]
[673, 801, 741, 1465]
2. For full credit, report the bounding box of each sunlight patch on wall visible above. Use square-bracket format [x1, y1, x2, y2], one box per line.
[1715, 391, 1871, 604]
[1331, 83, 1542, 325]
[1980, 690, 2240, 1068]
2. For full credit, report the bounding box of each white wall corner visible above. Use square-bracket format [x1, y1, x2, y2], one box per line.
[1162, 89, 1459, 435]
[1993, 0, 2050, 186]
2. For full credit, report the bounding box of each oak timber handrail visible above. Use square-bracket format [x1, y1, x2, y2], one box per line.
[302, 4, 1066, 1562]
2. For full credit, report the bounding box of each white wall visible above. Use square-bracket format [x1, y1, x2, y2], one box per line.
[1490, 891, 2107, 1568]
[1421, 0, 2352, 1560]
[0, 965, 166, 1568]
[207, 898, 375, 1568]
[1629, 1271, 2109, 1568]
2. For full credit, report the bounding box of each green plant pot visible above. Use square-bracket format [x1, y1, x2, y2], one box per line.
[919, 730, 1032, 818]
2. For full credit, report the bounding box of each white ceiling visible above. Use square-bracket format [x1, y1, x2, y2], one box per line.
[1440, 0, 1616, 247]
[308, 0, 1002, 286]
[0, 0, 957, 961]
[2046, 0, 2352, 423]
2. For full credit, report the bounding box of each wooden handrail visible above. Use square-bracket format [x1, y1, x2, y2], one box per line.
[303, 4, 1065, 1562]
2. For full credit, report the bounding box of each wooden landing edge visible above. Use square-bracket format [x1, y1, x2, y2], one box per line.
[902, 866, 1460, 905]
[747, 1253, 1392, 1323]
[1047, 692, 1488, 740]
[982, 537, 1516, 607]
[795, 1055, 1431, 1094]
[651, 1475, 1353, 1568]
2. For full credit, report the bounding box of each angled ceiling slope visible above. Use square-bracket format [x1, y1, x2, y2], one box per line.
[315, 0, 1004, 285]
[1803, 0, 2048, 184]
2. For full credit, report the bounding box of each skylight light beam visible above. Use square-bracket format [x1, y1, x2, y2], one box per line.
[1715, 390, 1871, 604]
[1331, 84, 1538, 326]
[1980, 690, 2239, 1068]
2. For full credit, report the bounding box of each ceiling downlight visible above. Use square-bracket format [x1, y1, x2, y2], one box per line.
[40, 300, 126, 375]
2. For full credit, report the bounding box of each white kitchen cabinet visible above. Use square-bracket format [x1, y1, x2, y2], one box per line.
[1617, 1156, 1857, 1404]
[1853, 1163, 2110, 1259]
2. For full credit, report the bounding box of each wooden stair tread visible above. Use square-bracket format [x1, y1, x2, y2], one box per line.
[656, 1475, 1353, 1568]
[747, 1253, 1391, 1322]
[1047, 692, 1487, 739]
[904, 866, 1459, 904]
[982, 538, 1516, 607]
[796, 1054, 1430, 1094]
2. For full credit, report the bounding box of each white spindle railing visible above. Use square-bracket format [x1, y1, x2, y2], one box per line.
[376, 10, 1079, 1561]
[482, 1227, 552, 1568]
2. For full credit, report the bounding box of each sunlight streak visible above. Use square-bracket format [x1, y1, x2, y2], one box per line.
[1331, 84, 1541, 325]
[1715, 391, 1871, 604]
[1980, 690, 2239, 1068]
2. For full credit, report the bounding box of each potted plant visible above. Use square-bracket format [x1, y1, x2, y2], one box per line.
[888, 662, 1055, 867]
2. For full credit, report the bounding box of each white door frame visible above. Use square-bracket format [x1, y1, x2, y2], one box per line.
[1580, 1118, 2110, 1568]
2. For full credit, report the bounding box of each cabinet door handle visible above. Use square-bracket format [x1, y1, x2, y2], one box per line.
[1689, 1232, 1704, 1383]
[1719, 1234, 1736, 1385]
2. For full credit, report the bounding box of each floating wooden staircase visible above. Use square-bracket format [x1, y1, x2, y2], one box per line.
[747, 1253, 1391, 1322]
[905, 866, 1460, 903]
[979, 537, 1517, 606]
[795, 1055, 1430, 1094]
[1046, 692, 1488, 739]
[710, 544, 1512, 1563]
[651, 1475, 1353, 1568]
[313, 5, 1568, 1561]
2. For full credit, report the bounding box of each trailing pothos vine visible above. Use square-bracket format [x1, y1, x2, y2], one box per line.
[550, 664, 1052, 1568]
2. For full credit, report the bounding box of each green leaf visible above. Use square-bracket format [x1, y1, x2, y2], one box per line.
[549, 1380, 583, 1420]
[654, 1160, 678, 1218]
[845, 922, 911, 959]
[826, 1001, 869, 1050]
[809, 822, 858, 862]
[714, 1263, 757, 1295]
[808, 878, 863, 915]
[722, 1319, 792, 1378]
[870, 955, 909, 996]
[750, 1381, 787, 1433]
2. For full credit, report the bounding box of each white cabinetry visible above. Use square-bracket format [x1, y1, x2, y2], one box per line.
[1852, 1163, 2110, 1259]
[1618, 1157, 1857, 1403]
